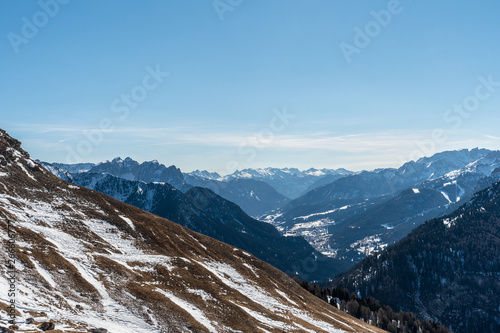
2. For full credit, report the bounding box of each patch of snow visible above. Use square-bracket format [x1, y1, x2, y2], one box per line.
[305, 170, 325, 177]
[188, 234, 207, 250]
[156, 288, 217, 333]
[440, 191, 452, 204]
[32, 260, 56, 288]
[457, 183, 465, 201]
[119, 215, 136, 230]
[243, 263, 259, 278]
[17, 162, 36, 181]
[7, 147, 23, 158]
[443, 215, 461, 228]
[295, 205, 350, 220]
[26, 159, 37, 168]
[186, 288, 215, 302]
[231, 302, 291, 331]
[274, 289, 297, 306]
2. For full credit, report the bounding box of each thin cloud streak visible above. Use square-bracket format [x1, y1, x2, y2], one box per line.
[12, 123, 500, 172]
[16, 123, 495, 155]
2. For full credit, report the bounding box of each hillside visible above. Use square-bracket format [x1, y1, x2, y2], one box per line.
[335, 179, 500, 332]
[0, 129, 385, 332]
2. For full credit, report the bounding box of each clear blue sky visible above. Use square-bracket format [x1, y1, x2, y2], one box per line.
[1, 0, 500, 174]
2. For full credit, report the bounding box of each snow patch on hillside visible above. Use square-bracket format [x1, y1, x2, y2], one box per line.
[119, 215, 136, 230]
[156, 288, 217, 333]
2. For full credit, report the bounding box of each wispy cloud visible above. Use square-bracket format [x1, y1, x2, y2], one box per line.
[12, 123, 485, 154]
[11, 123, 500, 172]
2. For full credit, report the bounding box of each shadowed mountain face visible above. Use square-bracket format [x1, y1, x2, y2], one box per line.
[0, 129, 386, 332]
[335, 180, 500, 333]
[181, 176, 291, 217]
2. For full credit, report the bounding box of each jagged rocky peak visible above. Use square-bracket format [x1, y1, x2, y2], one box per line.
[0, 129, 29, 165]
[86, 156, 188, 190]
[0, 129, 44, 183]
[187, 169, 221, 180]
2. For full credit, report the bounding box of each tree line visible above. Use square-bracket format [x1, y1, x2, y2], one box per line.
[292, 276, 451, 333]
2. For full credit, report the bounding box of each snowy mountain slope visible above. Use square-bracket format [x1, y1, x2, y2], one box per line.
[325, 168, 500, 263]
[37, 161, 74, 182]
[185, 170, 221, 181]
[283, 149, 491, 212]
[0, 129, 385, 332]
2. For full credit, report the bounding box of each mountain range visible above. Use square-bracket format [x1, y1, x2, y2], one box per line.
[44, 148, 500, 274]
[264, 148, 500, 266]
[220, 167, 354, 199]
[0, 129, 383, 332]
[47, 159, 349, 218]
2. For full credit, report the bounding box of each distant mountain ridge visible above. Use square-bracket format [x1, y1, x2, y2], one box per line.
[45, 159, 290, 216]
[221, 167, 354, 199]
[47, 158, 354, 216]
[89, 157, 189, 191]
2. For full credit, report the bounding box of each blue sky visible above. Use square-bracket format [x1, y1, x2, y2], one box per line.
[1, 0, 500, 174]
